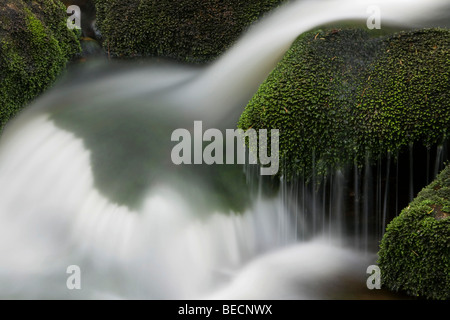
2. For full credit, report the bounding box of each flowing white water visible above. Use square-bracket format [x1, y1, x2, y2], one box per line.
[0, 116, 296, 299]
[0, 0, 448, 299]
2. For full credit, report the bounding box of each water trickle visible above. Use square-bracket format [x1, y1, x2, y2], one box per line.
[353, 162, 361, 248]
[375, 159, 382, 239]
[322, 176, 327, 235]
[328, 173, 334, 238]
[409, 143, 414, 202]
[333, 170, 345, 244]
[312, 149, 317, 234]
[0, 0, 448, 299]
[434, 145, 444, 178]
[362, 153, 372, 252]
[426, 148, 431, 184]
[382, 154, 391, 239]
[395, 151, 399, 216]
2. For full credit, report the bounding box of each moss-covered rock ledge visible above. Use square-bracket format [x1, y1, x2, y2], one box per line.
[378, 164, 450, 300]
[238, 28, 450, 180]
[0, 0, 81, 129]
[94, 0, 284, 63]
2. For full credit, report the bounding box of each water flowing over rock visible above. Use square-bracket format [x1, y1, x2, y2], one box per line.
[0, 0, 448, 299]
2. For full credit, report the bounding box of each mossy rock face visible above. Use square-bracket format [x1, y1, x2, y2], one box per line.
[94, 0, 284, 63]
[238, 28, 450, 180]
[0, 0, 81, 129]
[378, 164, 450, 300]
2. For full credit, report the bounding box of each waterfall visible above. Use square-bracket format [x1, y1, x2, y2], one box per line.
[353, 163, 360, 248]
[434, 145, 444, 178]
[382, 154, 391, 239]
[409, 144, 415, 202]
[0, 0, 448, 299]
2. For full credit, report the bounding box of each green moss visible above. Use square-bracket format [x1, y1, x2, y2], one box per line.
[354, 29, 450, 160]
[0, 0, 81, 130]
[378, 164, 450, 300]
[238, 28, 450, 181]
[94, 0, 285, 63]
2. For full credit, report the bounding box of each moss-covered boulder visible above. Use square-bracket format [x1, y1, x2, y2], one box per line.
[94, 0, 284, 63]
[378, 164, 450, 300]
[0, 0, 81, 129]
[238, 28, 450, 180]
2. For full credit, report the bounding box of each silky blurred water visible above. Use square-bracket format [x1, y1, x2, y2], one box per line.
[0, 0, 448, 299]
